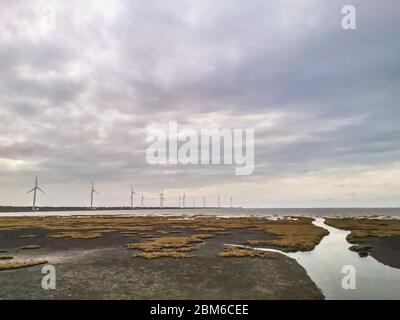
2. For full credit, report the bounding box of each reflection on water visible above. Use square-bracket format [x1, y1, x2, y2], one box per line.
[260, 218, 400, 299]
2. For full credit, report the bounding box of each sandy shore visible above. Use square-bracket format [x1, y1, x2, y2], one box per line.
[0, 216, 324, 299]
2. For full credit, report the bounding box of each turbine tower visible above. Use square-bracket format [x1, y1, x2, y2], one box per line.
[183, 192, 186, 208]
[230, 197, 233, 208]
[141, 194, 144, 208]
[159, 190, 165, 208]
[178, 195, 181, 208]
[27, 176, 45, 211]
[90, 181, 98, 209]
[130, 185, 137, 208]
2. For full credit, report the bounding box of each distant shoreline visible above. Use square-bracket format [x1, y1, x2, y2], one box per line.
[0, 206, 239, 213]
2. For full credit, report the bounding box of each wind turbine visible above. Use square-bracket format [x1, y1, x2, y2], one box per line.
[230, 197, 233, 208]
[90, 181, 98, 209]
[159, 190, 165, 208]
[178, 195, 181, 208]
[182, 192, 186, 208]
[141, 194, 144, 208]
[130, 185, 137, 208]
[27, 176, 45, 211]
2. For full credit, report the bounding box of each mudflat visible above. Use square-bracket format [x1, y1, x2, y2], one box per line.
[0, 215, 324, 299]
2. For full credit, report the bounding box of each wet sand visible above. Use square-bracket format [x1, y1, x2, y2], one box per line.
[0, 227, 323, 299]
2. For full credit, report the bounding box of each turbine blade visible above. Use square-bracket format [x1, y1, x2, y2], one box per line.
[37, 187, 45, 194]
[26, 188, 35, 193]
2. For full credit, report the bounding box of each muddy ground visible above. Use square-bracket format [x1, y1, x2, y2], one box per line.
[0, 227, 323, 299]
[368, 236, 400, 269]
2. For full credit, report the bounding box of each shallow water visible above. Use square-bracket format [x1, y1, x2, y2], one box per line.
[258, 218, 400, 299]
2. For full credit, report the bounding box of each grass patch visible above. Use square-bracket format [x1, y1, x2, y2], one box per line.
[0, 260, 47, 271]
[47, 232, 102, 239]
[128, 234, 214, 258]
[20, 245, 41, 250]
[218, 246, 268, 258]
[0, 256, 13, 260]
[127, 235, 204, 252]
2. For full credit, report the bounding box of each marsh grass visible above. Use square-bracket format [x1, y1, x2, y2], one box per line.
[0, 256, 13, 260]
[0, 215, 328, 252]
[47, 232, 103, 239]
[325, 218, 400, 243]
[218, 246, 268, 258]
[0, 259, 47, 271]
[20, 245, 41, 250]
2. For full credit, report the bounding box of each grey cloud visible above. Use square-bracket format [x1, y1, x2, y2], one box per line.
[0, 0, 399, 206]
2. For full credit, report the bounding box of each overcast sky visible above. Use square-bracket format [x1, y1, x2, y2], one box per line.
[0, 0, 399, 208]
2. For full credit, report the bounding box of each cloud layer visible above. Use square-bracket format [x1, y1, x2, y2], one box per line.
[0, 0, 399, 207]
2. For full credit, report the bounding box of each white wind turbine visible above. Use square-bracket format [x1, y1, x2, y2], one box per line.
[90, 181, 98, 209]
[130, 185, 137, 208]
[27, 176, 45, 211]
[159, 189, 165, 208]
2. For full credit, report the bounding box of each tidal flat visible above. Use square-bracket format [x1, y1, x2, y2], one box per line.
[0, 215, 324, 299]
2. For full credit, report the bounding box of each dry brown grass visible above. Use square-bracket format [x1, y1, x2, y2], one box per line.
[47, 232, 102, 239]
[127, 235, 204, 252]
[127, 234, 216, 258]
[244, 240, 272, 246]
[218, 246, 268, 258]
[0, 260, 47, 271]
[325, 218, 400, 243]
[20, 245, 41, 250]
